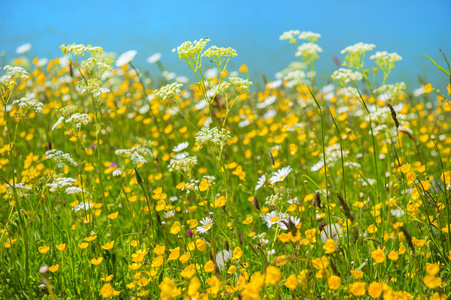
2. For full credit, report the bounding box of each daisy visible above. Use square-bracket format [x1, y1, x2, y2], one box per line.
[269, 166, 293, 184]
[173, 142, 189, 152]
[279, 216, 301, 231]
[262, 211, 281, 228]
[16, 43, 31, 54]
[115, 50, 137, 67]
[163, 210, 175, 219]
[147, 52, 161, 63]
[255, 174, 266, 191]
[197, 217, 213, 233]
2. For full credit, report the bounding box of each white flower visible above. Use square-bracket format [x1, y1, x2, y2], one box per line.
[331, 68, 363, 86]
[45, 149, 78, 167]
[16, 43, 31, 54]
[12, 97, 44, 113]
[173, 142, 189, 152]
[197, 217, 213, 233]
[195, 127, 232, 149]
[279, 30, 300, 41]
[66, 186, 87, 195]
[269, 166, 293, 184]
[72, 201, 94, 212]
[112, 169, 123, 178]
[115, 50, 137, 67]
[295, 43, 322, 60]
[255, 175, 266, 191]
[262, 211, 281, 228]
[168, 156, 197, 173]
[256, 95, 277, 109]
[47, 177, 77, 192]
[164, 210, 175, 219]
[215, 249, 232, 270]
[279, 216, 301, 231]
[320, 224, 343, 243]
[298, 31, 321, 42]
[153, 82, 183, 101]
[147, 52, 161, 63]
[173, 152, 188, 160]
[266, 80, 282, 89]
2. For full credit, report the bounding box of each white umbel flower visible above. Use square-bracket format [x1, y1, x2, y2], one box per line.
[72, 201, 94, 212]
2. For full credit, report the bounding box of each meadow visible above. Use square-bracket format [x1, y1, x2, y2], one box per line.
[1, 30, 450, 299]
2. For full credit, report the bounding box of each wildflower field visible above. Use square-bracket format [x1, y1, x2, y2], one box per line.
[1, 31, 451, 300]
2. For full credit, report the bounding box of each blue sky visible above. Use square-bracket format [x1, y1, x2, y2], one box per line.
[1, 0, 450, 87]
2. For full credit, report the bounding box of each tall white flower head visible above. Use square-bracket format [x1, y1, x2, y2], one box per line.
[215, 249, 232, 270]
[153, 82, 183, 102]
[269, 166, 293, 184]
[115, 50, 137, 67]
[279, 30, 300, 43]
[341, 42, 376, 68]
[45, 149, 78, 167]
[12, 97, 44, 113]
[229, 77, 252, 92]
[168, 156, 197, 173]
[295, 43, 322, 61]
[16, 43, 32, 54]
[370, 51, 402, 75]
[173, 38, 209, 68]
[298, 31, 321, 43]
[195, 127, 232, 149]
[331, 68, 363, 86]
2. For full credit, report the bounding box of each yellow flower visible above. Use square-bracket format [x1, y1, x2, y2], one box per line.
[198, 178, 210, 191]
[406, 172, 416, 182]
[154, 245, 166, 255]
[328, 275, 341, 290]
[101, 275, 114, 282]
[78, 242, 89, 249]
[49, 264, 59, 273]
[387, 251, 399, 261]
[349, 282, 366, 296]
[242, 216, 253, 224]
[107, 211, 119, 220]
[179, 251, 191, 264]
[430, 292, 446, 300]
[38, 246, 50, 254]
[323, 239, 336, 254]
[56, 243, 67, 251]
[204, 260, 215, 273]
[90, 257, 104, 265]
[371, 248, 385, 263]
[137, 277, 149, 287]
[232, 165, 246, 180]
[170, 221, 181, 235]
[367, 224, 378, 233]
[101, 241, 115, 250]
[214, 196, 226, 208]
[423, 275, 442, 289]
[311, 256, 328, 270]
[156, 200, 166, 211]
[284, 274, 299, 289]
[426, 263, 440, 276]
[100, 283, 114, 298]
[188, 276, 201, 297]
[351, 270, 363, 280]
[265, 266, 281, 284]
[233, 247, 243, 259]
[130, 240, 139, 247]
[304, 193, 314, 202]
[180, 264, 196, 279]
[84, 235, 97, 242]
[227, 265, 237, 274]
[206, 275, 221, 296]
[152, 255, 164, 268]
[196, 239, 206, 252]
[368, 282, 383, 298]
[168, 247, 180, 261]
[424, 83, 433, 93]
[441, 171, 451, 185]
[400, 163, 411, 173]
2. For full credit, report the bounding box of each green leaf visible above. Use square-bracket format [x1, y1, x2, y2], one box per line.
[424, 53, 450, 76]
